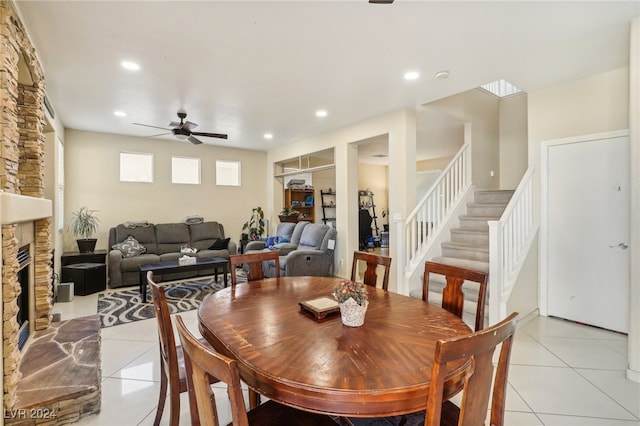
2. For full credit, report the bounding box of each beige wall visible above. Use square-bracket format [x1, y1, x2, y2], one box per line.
[416, 156, 453, 172]
[528, 68, 629, 152]
[499, 93, 528, 189]
[64, 129, 267, 252]
[419, 89, 500, 189]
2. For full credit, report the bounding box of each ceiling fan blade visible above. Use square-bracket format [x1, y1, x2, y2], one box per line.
[188, 135, 203, 145]
[169, 121, 181, 128]
[182, 121, 198, 132]
[133, 123, 171, 131]
[146, 132, 172, 138]
[191, 131, 228, 140]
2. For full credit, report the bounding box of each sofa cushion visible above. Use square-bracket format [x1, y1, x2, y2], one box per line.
[114, 224, 157, 254]
[289, 221, 309, 245]
[155, 223, 190, 255]
[190, 221, 224, 251]
[209, 237, 230, 250]
[112, 235, 147, 258]
[120, 254, 160, 272]
[298, 223, 330, 250]
[274, 222, 296, 241]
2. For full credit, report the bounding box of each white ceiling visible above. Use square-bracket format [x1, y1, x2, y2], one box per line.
[14, 1, 639, 163]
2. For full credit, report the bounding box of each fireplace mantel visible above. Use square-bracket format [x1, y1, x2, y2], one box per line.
[0, 192, 52, 224]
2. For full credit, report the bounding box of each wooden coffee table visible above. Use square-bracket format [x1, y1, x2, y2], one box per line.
[138, 257, 229, 302]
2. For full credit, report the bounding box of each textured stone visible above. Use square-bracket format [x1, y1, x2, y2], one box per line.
[6, 316, 101, 426]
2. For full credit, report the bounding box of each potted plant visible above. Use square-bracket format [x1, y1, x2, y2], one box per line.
[69, 206, 100, 253]
[242, 206, 265, 240]
[278, 206, 300, 223]
[332, 280, 369, 327]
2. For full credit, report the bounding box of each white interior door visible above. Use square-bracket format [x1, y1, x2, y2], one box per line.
[546, 134, 629, 333]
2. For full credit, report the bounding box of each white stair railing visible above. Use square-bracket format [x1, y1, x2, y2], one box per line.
[488, 167, 538, 325]
[403, 142, 472, 276]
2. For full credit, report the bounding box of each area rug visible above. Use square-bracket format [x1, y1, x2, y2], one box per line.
[97, 273, 244, 328]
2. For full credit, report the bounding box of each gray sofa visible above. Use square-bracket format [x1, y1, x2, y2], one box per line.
[108, 221, 237, 288]
[245, 221, 336, 277]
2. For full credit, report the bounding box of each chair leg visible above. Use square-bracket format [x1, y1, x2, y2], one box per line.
[168, 379, 181, 426]
[248, 388, 260, 409]
[153, 368, 168, 426]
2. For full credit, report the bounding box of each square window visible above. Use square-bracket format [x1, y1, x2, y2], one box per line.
[216, 160, 241, 186]
[120, 152, 153, 183]
[172, 156, 201, 184]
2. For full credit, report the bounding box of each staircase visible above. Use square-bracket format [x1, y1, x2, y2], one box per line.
[416, 190, 514, 327]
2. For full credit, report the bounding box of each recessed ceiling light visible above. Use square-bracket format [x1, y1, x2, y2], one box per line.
[264, 133, 273, 139]
[113, 111, 127, 117]
[121, 61, 140, 71]
[404, 71, 420, 81]
[435, 70, 450, 80]
[316, 110, 328, 118]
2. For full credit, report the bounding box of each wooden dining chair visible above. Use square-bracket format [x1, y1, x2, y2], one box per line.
[229, 251, 280, 287]
[148, 272, 218, 426]
[351, 251, 392, 291]
[345, 312, 518, 426]
[174, 314, 337, 426]
[423, 261, 488, 332]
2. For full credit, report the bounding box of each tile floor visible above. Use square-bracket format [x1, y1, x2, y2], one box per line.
[53, 291, 640, 426]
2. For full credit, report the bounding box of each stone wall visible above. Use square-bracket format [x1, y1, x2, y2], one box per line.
[1, 0, 53, 409]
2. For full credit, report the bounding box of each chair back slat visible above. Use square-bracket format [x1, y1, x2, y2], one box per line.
[149, 272, 177, 366]
[229, 251, 280, 286]
[423, 261, 488, 331]
[351, 251, 392, 291]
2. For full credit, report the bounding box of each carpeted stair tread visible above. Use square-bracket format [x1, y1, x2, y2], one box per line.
[442, 241, 489, 252]
[430, 256, 490, 273]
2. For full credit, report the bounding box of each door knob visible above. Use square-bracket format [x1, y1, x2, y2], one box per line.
[608, 243, 628, 249]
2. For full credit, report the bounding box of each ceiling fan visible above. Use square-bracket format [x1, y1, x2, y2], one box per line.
[133, 110, 228, 145]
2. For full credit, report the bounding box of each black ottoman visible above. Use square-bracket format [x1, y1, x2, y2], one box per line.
[61, 262, 106, 296]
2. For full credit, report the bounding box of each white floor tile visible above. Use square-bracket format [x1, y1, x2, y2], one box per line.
[74, 377, 160, 426]
[577, 368, 640, 419]
[509, 365, 638, 421]
[537, 414, 640, 425]
[511, 332, 567, 367]
[534, 336, 628, 370]
[114, 346, 161, 382]
[504, 411, 544, 425]
[100, 338, 157, 377]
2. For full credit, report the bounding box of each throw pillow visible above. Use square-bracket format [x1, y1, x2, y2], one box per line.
[112, 235, 147, 258]
[209, 237, 230, 250]
[265, 236, 279, 248]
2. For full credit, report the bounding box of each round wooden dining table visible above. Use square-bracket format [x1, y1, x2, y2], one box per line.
[197, 276, 472, 418]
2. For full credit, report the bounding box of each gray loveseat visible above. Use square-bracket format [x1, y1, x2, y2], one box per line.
[108, 221, 236, 288]
[245, 221, 336, 277]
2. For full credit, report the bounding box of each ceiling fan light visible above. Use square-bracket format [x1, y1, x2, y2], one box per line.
[175, 133, 188, 140]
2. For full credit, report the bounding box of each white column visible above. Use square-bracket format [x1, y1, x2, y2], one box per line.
[388, 109, 416, 294]
[628, 16, 640, 383]
[334, 143, 359, 278]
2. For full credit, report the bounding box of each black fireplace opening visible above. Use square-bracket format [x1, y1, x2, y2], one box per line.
[16, 245, 31, 350]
